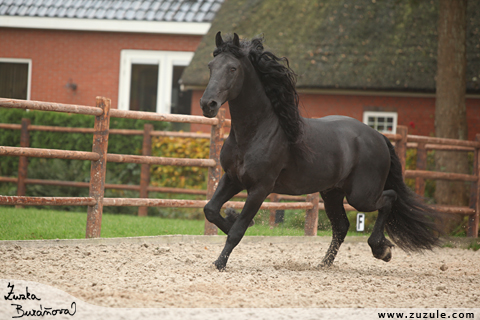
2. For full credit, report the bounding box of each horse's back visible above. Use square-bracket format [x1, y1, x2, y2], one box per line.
[305, 115, 389, 157]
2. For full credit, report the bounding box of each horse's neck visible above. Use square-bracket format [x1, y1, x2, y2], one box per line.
[228, 68, 278, 144]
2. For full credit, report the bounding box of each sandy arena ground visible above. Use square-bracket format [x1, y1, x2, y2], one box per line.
[1, 235, 479, 310]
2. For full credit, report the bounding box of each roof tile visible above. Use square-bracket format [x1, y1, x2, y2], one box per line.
[140, 1, 149, 11]
[85, 6, 94, 18]
[18, 4, 27, 14]
[47, 6, 57, 16]
[56, 6, 66, 16]
[154, 9, 164, 21]
[0, 4, 8, 14]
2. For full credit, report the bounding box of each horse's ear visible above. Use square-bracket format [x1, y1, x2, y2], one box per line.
[215, 31, 224, 47]
[233, 33, 240, 47]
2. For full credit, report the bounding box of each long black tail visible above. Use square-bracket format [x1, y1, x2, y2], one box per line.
[383, 136, 442, 252]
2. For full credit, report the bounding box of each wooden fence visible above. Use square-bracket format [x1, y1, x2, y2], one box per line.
[0, 97, 478, 237]
[0, 97, 318, 237]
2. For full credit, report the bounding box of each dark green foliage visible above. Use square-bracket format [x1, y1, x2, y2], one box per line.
[404, 148, 437, 202]
[0, 108, 167, 214]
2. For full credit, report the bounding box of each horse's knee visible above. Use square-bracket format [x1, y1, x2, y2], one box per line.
[204, 203, 219, 223]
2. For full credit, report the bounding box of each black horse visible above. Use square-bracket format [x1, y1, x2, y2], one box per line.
[200, 32, 440, 271]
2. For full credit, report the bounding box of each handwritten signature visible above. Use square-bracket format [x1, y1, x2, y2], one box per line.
[4, 282, 76, 318]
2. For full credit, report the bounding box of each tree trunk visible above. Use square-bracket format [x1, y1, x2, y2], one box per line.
[434, 0, 469, 232]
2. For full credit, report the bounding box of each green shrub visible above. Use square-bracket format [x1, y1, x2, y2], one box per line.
[404, 148, 437, 202]
[150, 135, 210, 190]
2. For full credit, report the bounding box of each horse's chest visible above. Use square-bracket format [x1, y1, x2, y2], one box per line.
[223, 153, 248, 182]
[220, 147, 259, 187]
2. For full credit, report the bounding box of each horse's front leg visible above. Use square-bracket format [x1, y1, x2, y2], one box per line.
[214, 187, 270, 271]
[204, 174, 243, 234]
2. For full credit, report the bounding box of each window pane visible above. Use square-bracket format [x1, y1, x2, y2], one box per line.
[364, 112, 397, 133]
[0, 62, 28, 99]
[171, 66, 192, 115]
[129, 64, 158, 112]
[170, 66, 192, 131]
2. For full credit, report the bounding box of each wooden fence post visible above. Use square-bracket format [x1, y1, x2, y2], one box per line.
[138, 123, 153, 217]
[395, 126, 408, 176]
[15, 118, 31, 208]
[269, 194, 280, 228]
[415, 142, 427, 196]
[205, 109, 225, 235]
[304, 192, 320, 236]
[467, 134, 480, 237]
[86, 97, 111, 238]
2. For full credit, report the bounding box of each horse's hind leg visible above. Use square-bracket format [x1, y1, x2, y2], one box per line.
[320, 189, 350, 268]
[348, 189, 397, 262]
[366, 190, 397, 262]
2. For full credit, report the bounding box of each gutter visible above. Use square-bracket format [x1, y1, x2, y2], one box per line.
[0, 16, 211, 35]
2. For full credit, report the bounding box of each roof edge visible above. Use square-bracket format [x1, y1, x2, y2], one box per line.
[0, 16, 211, 35]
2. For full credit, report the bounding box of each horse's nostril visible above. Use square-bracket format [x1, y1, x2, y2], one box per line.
[209, 101, 217, 108]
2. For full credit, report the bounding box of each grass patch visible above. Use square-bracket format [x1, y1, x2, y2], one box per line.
[0, 207, 204, 240]
[0, 207, 324, 240]
[467, 239, 480, 251]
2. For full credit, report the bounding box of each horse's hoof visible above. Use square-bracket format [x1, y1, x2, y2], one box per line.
[373, 246, 392, 262]
[369, 238, 394, 262]
[213, 260, 227, 272]
[380, 246, 392, 262]
[318, 260, 333, 269]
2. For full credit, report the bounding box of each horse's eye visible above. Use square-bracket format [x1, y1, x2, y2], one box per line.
[230, 67, 236, 72]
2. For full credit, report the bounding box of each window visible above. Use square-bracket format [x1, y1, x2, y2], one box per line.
[363, 111, 397, 134]
[129, 64, 159, 112]
[118, 50, 193, 115]
[170, 65, 192, 115]
[0, 58, 32, 100]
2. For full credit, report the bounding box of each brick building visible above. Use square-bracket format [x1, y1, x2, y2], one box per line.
[0, 0, 224, 116]
[181, 0, 480, 140]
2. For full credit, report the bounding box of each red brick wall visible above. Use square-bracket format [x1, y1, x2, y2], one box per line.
[0, 28, 202, 108]
[191, 90, 480, 141]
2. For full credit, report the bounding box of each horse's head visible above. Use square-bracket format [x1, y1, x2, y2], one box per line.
[200, 32, 245, 118]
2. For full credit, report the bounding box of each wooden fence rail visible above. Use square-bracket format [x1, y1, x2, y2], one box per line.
[0, 97, 479, 238]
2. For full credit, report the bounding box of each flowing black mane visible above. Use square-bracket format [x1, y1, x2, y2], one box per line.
[214, 35, 304, 149]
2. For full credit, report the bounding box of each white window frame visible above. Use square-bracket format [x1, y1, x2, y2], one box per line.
[118, 50, 193, 114]
[0, 58, 32, 100]
[363, 111, 398, 134]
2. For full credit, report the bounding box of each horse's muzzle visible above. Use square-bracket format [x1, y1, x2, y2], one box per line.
[200, 98, 220, 118]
